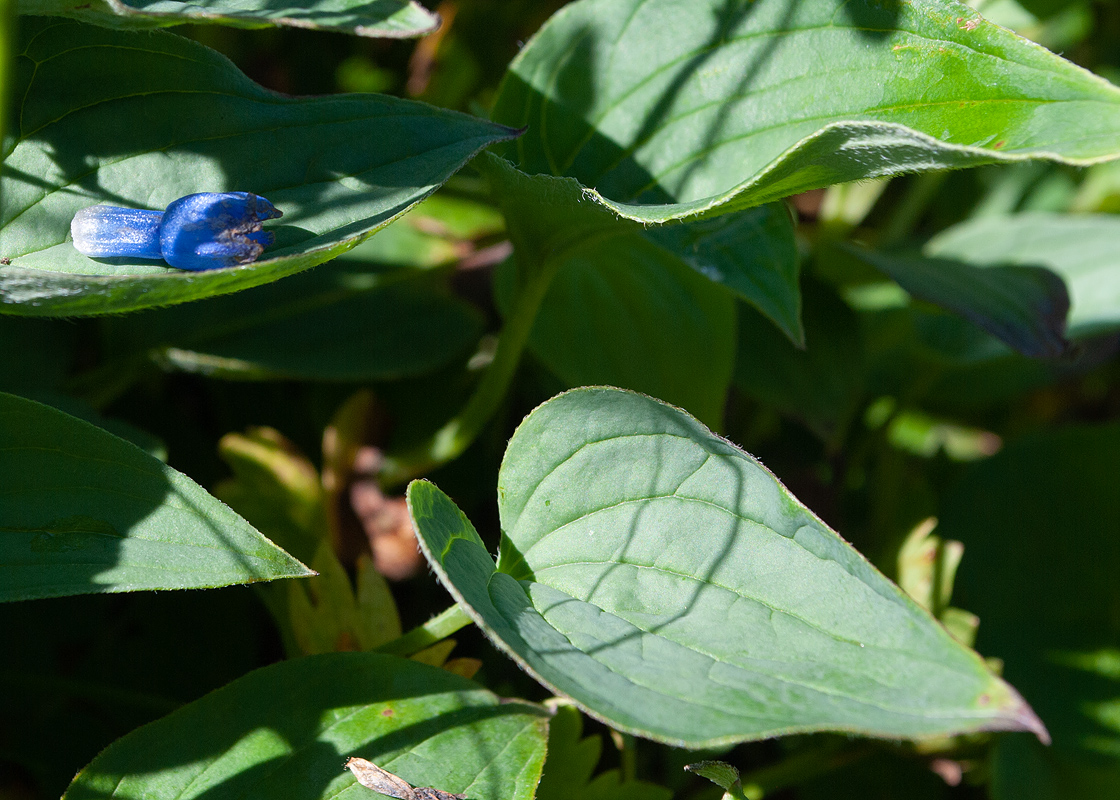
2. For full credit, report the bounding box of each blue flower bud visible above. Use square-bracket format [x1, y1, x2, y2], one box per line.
[70, 206, 164, 260]
[160, 192, 282, 271]
[70, 192, 282, 271]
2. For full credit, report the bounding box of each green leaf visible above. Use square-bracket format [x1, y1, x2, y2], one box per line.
[0, 19, 517, 317]
[685, 761, 741, 792]
[64, 652, 549, 800]
[533, 706, 602, 800]
[105, 264, 483, 382]
[941, 424, 1120, 800]
[926, 212, 1120, 339]
[484, 155, 739, 429]
[14, 389, 168, 459]
[18, 0, 440, 37]
[850, 246, 1072, 359]
[491, 0, 1120, 223]
[734, 279, 864, 443]
[535, 705, 672, 800]
[643, 203, 802, 342]
[498, 229, 737, 430]
[408, 387, 1047, 747]
[0, 391, 311, 602]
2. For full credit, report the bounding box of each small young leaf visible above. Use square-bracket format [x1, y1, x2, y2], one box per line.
[535, 705, 671, 800]
[685, 761, 741, 792]
[408, 387, 1048, 746]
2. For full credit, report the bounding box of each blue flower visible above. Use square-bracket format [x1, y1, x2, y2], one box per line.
[71, 192, 282, 271]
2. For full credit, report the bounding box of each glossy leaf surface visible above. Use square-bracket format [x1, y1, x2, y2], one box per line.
[18, 0, 439, 37]
[0, 19, 516, 316]
[0, 391, 311, 602]
[409, 387, 1045, 746]
[492, 0, 1120, 222]
[64, 652, 549, 800]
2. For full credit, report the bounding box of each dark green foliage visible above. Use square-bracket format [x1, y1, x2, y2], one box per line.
[3, 0, 1119, 798]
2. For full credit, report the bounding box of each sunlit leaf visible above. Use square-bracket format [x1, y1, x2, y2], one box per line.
[18, 0, 440, 37]
[409, 387, 1046, 746]
[0, 19, 516, 316]
[492, 0, 1120, 223]
[64, 652, 549, 800]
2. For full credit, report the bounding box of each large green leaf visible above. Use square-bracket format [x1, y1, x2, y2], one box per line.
[942, 424, 1120, 800]
[0, 391, 311, 602]
[64, 652, 549, 800]
[927, 212, 1120, 339]
[18, 0, 440, 37]
[103, 263, 483, 382]
[481, 148, 799, 348]
[496, 227, 738, 430]
[408, 387, 1046, 747]
[491, 0, 1120, 223]
[0, 19, 517, 317]
[483, 154, 781, 429]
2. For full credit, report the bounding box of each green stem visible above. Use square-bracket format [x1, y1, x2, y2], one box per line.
[618, 733, 637, 783]
[880, 171, 947, 247]
[379, 253, 564, 486]
[374, 604, 473, 657]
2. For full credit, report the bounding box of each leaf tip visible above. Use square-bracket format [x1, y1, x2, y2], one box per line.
[981, 678, 1051, 745]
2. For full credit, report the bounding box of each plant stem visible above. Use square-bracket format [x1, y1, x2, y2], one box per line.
[880, 171, 947, 247]
[379, 252, 564, 486]
[374, 604, 473, 657]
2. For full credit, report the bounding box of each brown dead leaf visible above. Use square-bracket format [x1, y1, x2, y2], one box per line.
[351, 448, 422, 581]
[344, 757, 466, 800]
